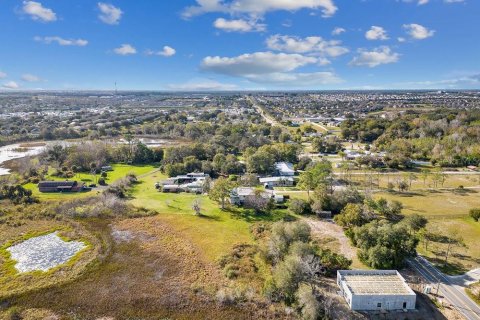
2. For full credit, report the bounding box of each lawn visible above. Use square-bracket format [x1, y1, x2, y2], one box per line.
[373, 190, 480, 218]
[129, 172, 290, 262]
[53, 164, 157, 184]
[24, 164, 157, 201]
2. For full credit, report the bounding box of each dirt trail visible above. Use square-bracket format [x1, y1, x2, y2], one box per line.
[303, 217, 356, 260]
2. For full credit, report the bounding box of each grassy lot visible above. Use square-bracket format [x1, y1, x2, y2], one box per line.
[0, 210, 101, 299]
[52, 164, 157, 184]
[374, 190, 480, 274]
[23, 164, 157, 201]
[373, 190, 480, 217]
[129, 172, 290, 262]
[343, 171, 480, 190]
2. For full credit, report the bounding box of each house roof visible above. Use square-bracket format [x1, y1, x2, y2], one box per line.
[259, 176, 295, 183]
[275, 162, 295, 173]
[38, 181, 78, 188]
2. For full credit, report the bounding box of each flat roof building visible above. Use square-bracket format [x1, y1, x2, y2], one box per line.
[337, 270, 416, 311]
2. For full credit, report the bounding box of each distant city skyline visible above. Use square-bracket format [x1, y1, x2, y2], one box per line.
[0, 0, 479, 91]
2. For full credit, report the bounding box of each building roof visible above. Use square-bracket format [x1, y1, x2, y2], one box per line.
[259, 176, 294, 183]
[275, 162, 295, 173]
[338, 270, 415, 296]
[38, 181, 78, 188]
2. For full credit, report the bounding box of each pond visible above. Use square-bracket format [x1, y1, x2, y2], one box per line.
[0, 143, 48, 175]
[6, 232, 86, 273]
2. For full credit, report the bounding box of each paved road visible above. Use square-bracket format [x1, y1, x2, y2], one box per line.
[408, 256, 480, 320]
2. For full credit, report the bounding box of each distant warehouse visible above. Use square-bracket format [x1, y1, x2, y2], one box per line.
[337, 270, 416, 311]
[38, 181, 86, 193]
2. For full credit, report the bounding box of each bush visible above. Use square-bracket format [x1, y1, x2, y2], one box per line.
[296, 284, 320, 320]
[470, 208, 480, 222]
[289, 199, 311, 215]
[98, 177, 106, 186]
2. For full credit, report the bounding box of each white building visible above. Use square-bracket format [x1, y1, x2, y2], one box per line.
[337, 270, 416, 311]
[259, 176, 295, 188]
[275, 162, 295, 176]
[230, 187, 284, 205]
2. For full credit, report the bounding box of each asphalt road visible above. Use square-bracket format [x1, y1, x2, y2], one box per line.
[408, 256, 480, 320]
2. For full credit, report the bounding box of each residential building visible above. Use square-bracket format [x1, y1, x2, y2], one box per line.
[38, 181, 86, 193]
[259, 176, 295, 189]
[230, 187, 284, 205]
[275, 162, 295, 176]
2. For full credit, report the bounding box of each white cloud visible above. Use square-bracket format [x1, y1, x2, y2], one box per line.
[245, 72, 342, 86]
[34, 36, 88, 46]
[22, 1, 56, 22]
[0, 71, 7, 79]
[146, 46, 176, 57]
[168, 80, 238, 91]
[365, 26, 389, 40]
[98, 2, 123, 25]
[397, 37, 406, 43]
[200, 51, 341, 86]
[201, 51, 317, 76]
[113, 44, 137, 55]
[21, 74, 41, 82]
[401, 0, 429, 5]
[213, 18, 266, 32]
[350, 46, 400, 67]
[266, 34, 348, 57]
[2, 81, 20, 89]
[183, 0, 338, 19]
[403, 23, 435, 40]
[332, 27, 346, 35]
[444, 0, 465, 3]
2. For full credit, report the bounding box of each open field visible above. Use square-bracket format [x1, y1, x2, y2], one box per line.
[374, 190, 480, 218]
[0, 214, 101, 300]
[129, 172, 290, 262]
[5, 217, 273, 319]
[374, 191, 480, 274]
[341, 171, 480, 190]
[23, 164, 157, 201]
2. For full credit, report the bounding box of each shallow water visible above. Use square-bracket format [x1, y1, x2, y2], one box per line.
[0, 143, 47, 175]
[6, 232, 86, 273]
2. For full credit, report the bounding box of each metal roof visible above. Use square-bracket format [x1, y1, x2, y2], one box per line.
[338, 270, 415, 296]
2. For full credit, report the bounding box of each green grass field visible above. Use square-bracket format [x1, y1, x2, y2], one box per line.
[129, 172, 290, 262]
[374, 190, 480, 274]
[23, 164, 157, 201]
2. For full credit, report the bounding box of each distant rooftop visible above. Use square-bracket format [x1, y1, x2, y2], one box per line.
[338, 270, 415, 296]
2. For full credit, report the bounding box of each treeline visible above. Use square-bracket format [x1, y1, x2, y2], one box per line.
[341, 109, 480, 167]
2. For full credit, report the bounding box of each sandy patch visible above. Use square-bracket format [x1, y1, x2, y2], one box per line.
[7, 232, 86, 273]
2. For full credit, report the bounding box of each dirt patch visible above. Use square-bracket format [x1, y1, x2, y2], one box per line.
[304, 217, 356, 260]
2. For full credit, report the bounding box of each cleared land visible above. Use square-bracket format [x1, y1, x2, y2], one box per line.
[374, 191, 480, 274]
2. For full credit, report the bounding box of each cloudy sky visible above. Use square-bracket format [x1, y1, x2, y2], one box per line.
[0, 0, 479, 91]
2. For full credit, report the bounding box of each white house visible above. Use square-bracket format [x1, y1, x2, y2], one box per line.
[230, 187, 284, 205]
[259, 176, 295, 189]
[275, 162, 295, 176]
[337, 270, 416, 311]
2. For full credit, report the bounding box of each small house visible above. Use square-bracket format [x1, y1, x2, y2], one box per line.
[275, 162, 295, 176]
[259, 176, 295, 189]
[38, 181, 86, 193]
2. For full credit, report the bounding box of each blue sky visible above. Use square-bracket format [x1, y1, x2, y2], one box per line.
[0, 0, 479, 91]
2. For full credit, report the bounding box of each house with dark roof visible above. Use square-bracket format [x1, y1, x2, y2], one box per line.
[38, 181, 86, 193]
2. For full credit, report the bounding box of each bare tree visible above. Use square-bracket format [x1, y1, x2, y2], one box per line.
[192, 198, 202, 216]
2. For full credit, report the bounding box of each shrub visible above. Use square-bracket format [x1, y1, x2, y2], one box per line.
[98, 178, 106, 186]
[470, 208, 480, 222]
[288, 199, 312, 215]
